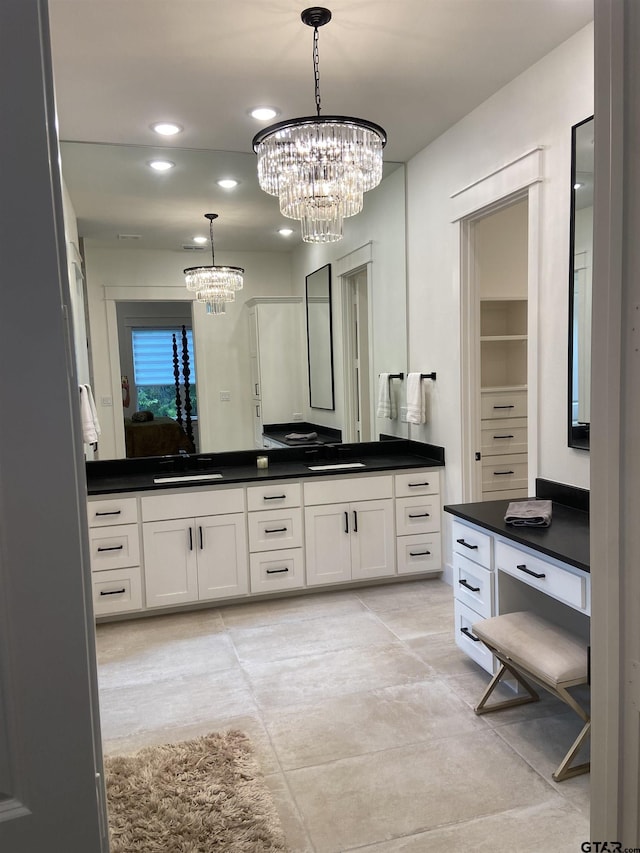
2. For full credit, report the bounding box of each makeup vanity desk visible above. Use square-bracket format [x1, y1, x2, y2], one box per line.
[444, 480, 590, 674]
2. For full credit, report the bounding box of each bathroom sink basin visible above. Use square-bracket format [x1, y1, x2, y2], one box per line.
[153, 473, 223, 484]
[306, 462, 366, 471]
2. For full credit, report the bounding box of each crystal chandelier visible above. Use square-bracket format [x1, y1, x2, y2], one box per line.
[252, 7, 387, 244]
[184, 214, 244, 316]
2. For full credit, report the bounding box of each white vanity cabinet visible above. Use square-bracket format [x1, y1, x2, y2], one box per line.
[141, 488, 248, 608]
[87, 496, 143, 616]
[304, 475, 395, 585]
[247, 482, 305, 593]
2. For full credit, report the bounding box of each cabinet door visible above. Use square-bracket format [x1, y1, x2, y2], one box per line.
[196, 513, 249, 600]
[350, 499, 395, 580]
[143, 518, 198, 608]
[304, 503, 352, 585]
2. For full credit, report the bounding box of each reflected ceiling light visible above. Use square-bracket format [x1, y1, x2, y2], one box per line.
[192, 235, 207, 244]
[252, 7, 386, 244]
[574, 182, 583, 190]
[151, 121, 183, 136]
[217, 178, 239, 189]
[184, 214, 244, 317]
[278, 228, 294, 236]
[250, 107, 279, 121]
[148, 159, 175, 172]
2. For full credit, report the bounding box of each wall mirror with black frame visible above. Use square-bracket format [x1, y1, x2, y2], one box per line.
[305, 264, 335, 410]
[568, 115, 593, 450]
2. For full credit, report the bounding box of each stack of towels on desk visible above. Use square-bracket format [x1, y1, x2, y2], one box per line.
[505, 499, 553, 527]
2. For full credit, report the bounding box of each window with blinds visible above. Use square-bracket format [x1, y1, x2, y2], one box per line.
[131, 327, 197, 418]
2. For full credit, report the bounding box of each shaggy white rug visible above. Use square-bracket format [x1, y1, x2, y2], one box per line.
[105, 731, 289, 852]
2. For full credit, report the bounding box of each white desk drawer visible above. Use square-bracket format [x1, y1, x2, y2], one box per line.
[495, 540, 588, 613]
[481, 389, 527, 420]
[481, 419, 528, 456]
[395, 496, 441, 535]
[394, 470, 440, 498]
[88, 497, 138, 527]
[482, 455, 528, 493]
[454, 599, 494, 674]
[249, 548, 304, 593]
[396, 533, 442, 575]
[453, 553, 494, 619]
[247, 482, 301, 511]
[89, 524, 140, 571]
[248, 508, 303, 552]
[451, 519, 492, 569]
[92, 567, 142, 616]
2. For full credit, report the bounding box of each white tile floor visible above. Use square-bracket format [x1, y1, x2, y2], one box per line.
[96, 578, 590, 852]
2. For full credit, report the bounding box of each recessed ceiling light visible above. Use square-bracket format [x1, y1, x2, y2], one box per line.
[278, 227, 294, 237]
[192, 235, 207, 244]
[574, 182, 583, 190]
[148, 159, 175, 172]
[217, 178, 239, 189]
[151, 122, 183, 136]
[250, 107, 279, 121]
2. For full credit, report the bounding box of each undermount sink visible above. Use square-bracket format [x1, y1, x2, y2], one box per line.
[153, 473, 223, 484]
[306, 462, 366, 471]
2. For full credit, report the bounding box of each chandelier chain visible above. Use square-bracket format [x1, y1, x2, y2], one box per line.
[209, 217, 215, 265]
[313, 26, 321, 117]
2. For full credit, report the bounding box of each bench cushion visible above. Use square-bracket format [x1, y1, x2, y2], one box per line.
[472, 611, 588, 688]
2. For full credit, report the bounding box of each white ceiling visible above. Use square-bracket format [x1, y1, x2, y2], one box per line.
[48, 0, 593, 253]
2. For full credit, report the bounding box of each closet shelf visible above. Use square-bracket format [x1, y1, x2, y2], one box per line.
[480, 335, 527, 342]
[481, 384, 528, 393]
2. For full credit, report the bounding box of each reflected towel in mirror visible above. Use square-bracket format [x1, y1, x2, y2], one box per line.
[376, 373, 397, 420]
[406, 372, 426, 424]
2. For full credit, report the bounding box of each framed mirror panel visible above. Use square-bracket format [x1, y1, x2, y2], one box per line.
[305, 264, 335, 410]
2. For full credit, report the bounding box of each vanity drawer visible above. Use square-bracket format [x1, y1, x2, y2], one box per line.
[395, 496, 441, 535]
[141, 487, 244, 521]
[304, 475, 392, 506]
[394, 470, 440, 498]
[451, 519, 492, 569]
[396, 533, 442, 575]
[482, 455, 528, 493]
[495, 540, 589, 613]
[453, 553, 494, 619]
[89, 524, 140, 571]
[453, 598, 494, 674]
[481, 418, 528, 456]
[249, 548, 305, 593]
[88, 497, 138, 527]
[247, 482, 301, 511]
[248, 508, 303, 552]
[92, 566, 142, 616]
[481, 389, 527, 420]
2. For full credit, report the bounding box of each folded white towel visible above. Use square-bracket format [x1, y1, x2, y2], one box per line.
[80, 384, 101, 445]
[376, 373, 397, 420]
[406, 373, 426, 424]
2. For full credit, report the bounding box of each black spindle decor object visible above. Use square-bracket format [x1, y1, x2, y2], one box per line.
[172, 333, 183, 427]
[181, 325, 194, 447]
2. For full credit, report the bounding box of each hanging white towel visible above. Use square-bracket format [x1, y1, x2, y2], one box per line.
[406, 373, 426, 424]
[376, 373, 397, 420]
[80, 384, 101, 445]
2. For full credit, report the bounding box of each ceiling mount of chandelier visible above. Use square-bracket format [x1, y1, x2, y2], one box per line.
[252, 7, 387, 244]
[183, 214, 244, 316]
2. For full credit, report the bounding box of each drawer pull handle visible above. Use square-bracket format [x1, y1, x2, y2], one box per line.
[460, 626, 481, 642]
[95, 510, 121, 516]
[409, 550, 431, 557]
[263, 495, 286, 500]
[266, 567, 289, 575]
[408, 512, 429, 518]
[100, 588, 126, 596]
[255, 383, 259, 396]
[408, 482, 430, 487]
[265, 527, 287, 534]
[456, 538, 478, 550]
[344, 511, 349, 534]
[459, 578, 480, 592]
[493, 404, 515, 409]
[493, 470, 514, 476]
[97, 545, 124, 552]
[516, 563, 546, 579]
[493, 434, 514, 439]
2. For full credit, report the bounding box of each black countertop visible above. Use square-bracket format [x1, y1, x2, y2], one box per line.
[444, 498, 590, 573]
[86, 439, 445, 496]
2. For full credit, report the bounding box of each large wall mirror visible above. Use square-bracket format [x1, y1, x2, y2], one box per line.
[305, 264, 335, 410]
[568, 116, 593, 450]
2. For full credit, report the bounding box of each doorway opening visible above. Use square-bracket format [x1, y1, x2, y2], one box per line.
[341, 266, 372, 443]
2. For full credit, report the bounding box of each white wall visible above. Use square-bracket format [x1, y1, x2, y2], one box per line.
[407, 23, 593, 509]
[84, 246, 293, 456]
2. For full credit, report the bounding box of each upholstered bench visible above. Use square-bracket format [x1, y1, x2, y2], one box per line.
[471, 610, 590, 782]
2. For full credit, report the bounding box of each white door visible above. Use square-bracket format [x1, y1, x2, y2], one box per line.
[0, 2, 107, 848]
[350, 499, 395, 580]
[196, 513, 249, 600]
[304, 504, 352, 585]
[143, 519, 199, 607]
